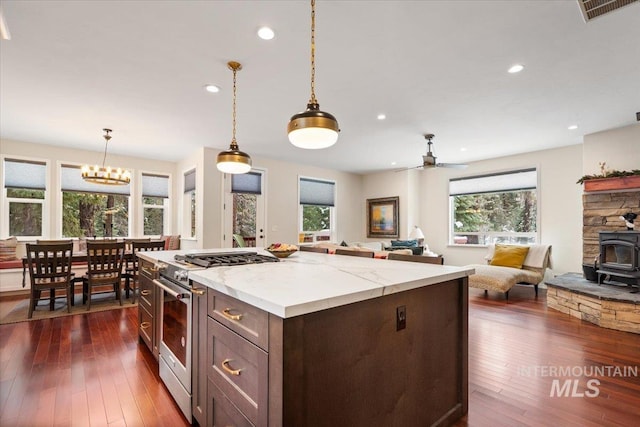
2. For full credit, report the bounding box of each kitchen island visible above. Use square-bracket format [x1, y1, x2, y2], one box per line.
[139, 249, 474, 426]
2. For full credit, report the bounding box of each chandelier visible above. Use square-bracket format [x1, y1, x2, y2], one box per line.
[287, 0, 340, 149]
[217, 61, 252, 174]
[81, 129, 131, 185]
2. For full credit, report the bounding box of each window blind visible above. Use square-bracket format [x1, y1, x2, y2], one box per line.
[299, 177, 335, 207]
[61, 164, 131, 195]
[4, 159, 47, 190]
[142, 173, 169, 198]
[449, 168, 537, 196]
[231, 172, 262, 194]
[184, 169, 196, 193]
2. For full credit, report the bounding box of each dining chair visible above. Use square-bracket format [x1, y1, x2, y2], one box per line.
[83, 240, 126, 310]
[335, 248, 375, 258]
[124, 240, 165, 303]
[299, 246, 329, 254]
[25, 242, 74, 319]
[387, 252, 444, 264]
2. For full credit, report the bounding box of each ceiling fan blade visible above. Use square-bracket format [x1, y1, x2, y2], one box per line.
[436, 163, 468, 169]
[394, 165, 424, 172]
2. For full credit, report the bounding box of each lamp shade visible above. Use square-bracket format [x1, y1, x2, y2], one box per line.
[288, 103, 339, 149]
[409, 226, 425, 241]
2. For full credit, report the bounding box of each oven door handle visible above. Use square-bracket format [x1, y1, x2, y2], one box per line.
[153, 279, 191, 301]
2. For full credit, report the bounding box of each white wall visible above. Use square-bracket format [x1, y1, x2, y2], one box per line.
[417, 144, 584, 275]
[248, 155, 363, 246]
[361, 169, 420, 244]
[582, 123, 640, 175]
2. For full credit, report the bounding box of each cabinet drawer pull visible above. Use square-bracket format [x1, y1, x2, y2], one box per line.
[140, 321, 151, 329]
[222, 308, 242, 321]
[140, 290, 151, 296]
[221, 359, 242, 376]
[191, 287, 206, 296]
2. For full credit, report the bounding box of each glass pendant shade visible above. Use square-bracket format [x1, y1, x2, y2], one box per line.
[287, 103, 339, 149]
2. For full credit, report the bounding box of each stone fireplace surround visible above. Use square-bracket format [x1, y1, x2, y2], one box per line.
[544, 179, 640, 334]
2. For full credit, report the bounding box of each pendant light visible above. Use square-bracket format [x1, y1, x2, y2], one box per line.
[216, 61, 252, 174]
[81, 129, 131, 185]
[287, 0, 339, 149]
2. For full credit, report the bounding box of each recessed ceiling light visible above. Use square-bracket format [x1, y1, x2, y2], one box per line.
[205, 84, 220, 93]
[460, 147, 467, 152]
[257, 27, 275, 40]
[391, 161, 397, 166]
[377, 114, 386, 120]
[508, 64, 524, 73]
[568, 125, 578, 130]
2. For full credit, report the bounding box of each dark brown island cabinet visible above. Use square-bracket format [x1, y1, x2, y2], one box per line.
[138, 257, 162, 360]
[198, 278, 468, 427]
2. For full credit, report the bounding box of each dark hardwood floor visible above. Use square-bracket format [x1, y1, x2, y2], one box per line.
[1, 285, 639, 426]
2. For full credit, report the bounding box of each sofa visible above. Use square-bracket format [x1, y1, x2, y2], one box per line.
[465, 244, 552, 300]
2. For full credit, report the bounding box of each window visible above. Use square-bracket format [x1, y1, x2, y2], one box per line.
[183, 169, 196, 238]
[449, 168, 538, 245]
[142, 173, 169, 236]
[3, 158, 47, 237]
[298, 177, 335, 243]
[61, 164, 130, 238]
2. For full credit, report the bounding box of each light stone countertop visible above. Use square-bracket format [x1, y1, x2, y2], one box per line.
[138, 248, 475, 318]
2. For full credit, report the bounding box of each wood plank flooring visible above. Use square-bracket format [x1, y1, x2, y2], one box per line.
[1, 285, 639, 426]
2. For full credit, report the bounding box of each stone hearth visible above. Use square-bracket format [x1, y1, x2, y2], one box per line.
[546, 273, 639, 334]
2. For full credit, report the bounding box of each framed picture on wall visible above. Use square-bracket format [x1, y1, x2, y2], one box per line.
[367, 196, 399, 238]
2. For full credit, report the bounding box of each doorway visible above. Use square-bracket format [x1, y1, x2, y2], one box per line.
[223, 169, 266, 248]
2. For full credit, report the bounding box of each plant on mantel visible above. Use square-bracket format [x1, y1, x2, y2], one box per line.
[577, 162, 640, 192]
[576, 162, 640, 184]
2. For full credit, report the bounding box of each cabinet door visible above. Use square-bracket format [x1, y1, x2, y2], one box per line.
[207, 318, 268, 426]
[208, 379, 254, 427]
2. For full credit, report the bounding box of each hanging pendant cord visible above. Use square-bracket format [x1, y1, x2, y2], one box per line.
[230, 65, 238, 150]
[101, 130, 112, 168]
[309, 0, 317, 105]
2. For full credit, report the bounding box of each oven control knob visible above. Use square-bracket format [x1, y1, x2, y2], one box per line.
[174, 270, 188, 282]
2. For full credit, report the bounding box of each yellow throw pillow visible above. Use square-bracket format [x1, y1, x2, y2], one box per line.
[489, 244, 529, 269]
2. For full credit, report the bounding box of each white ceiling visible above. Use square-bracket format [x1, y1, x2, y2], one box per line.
[1, 1, 639, 174]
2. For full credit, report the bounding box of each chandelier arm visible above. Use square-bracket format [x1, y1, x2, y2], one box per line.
[309, 0, 317, 104]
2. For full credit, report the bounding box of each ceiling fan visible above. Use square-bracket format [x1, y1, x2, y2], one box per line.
[402, 134, 468, 170]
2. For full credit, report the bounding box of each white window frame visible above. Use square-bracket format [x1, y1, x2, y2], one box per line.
[298, 176, 337, 244]
[140, 171, 171, 237]
[448, 168, 540, 246]
[1, 155, 50, 239]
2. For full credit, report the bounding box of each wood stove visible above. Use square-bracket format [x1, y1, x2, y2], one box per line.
[598, 231, 640, 289]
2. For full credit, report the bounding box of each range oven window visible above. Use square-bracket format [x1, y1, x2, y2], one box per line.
[162, 290, 188, 366]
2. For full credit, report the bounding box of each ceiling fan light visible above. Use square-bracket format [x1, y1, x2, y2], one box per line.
[287, 103, 339, 149]
[216, 148, 252, 174]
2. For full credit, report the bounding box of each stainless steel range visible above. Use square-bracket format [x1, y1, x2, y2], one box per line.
[155, 251, 279, 422]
